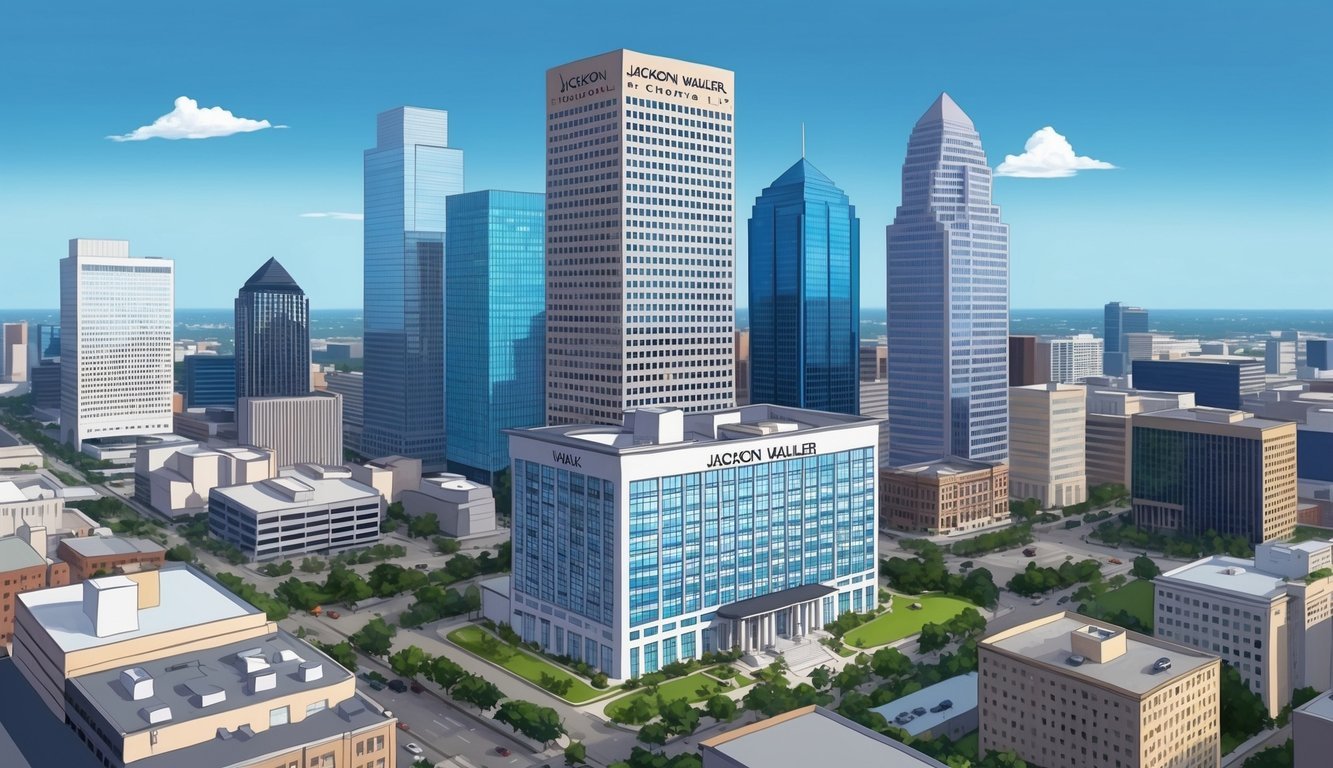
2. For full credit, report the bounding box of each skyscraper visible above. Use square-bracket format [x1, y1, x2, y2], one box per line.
[885, 94, 1009, 466]
[60, 239, 174, 446]
[545, 49, 735, 426]
[234, 257, 309, 399]
[183, 354, 236, 408]
[445, 190, 546, 484]
[362, 107, 463, 464]
[1103, 301, 1149, 376]
[747, 159, 859, 414]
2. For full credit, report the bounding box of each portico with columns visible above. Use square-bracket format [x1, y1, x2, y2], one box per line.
[714, 584, 836, 653]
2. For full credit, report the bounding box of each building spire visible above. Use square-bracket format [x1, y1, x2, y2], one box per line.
[801, 122, 806, 159]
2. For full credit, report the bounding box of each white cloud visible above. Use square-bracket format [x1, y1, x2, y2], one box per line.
[299, 212, 364, 221]
[995, 126, 1116, 178]
[107, 96, 284, 142]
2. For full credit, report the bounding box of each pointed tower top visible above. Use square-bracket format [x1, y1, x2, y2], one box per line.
[771, 158, 836, 188]
[915, 92, 974, 129]
[241, 257, 303, 294]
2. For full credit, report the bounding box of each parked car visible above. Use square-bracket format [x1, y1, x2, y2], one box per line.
[930, 699, 954, 713]
[410, 681, 425, 693]
[1030, 597, 1045, 606]
[1022, 547, 1037, 557]
[912, 706, 927, 716]
[396, 722, 410, 731]
[367, 679, 385, 691]
[1057, 596, 1070, 605]
[415, 563, 430, 570]
[404, 743, 423, 755]
[1108, 557, 1123, 565]
[326, 610, 340, 619]
[496, 747, 512, 757]
[388, 679, 408, 693]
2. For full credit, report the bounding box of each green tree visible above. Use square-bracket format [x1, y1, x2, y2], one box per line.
[809, 665, 833, 691]
[657, 696, 701, 736]
[1241, 739, 1293, 768]
[299, 556, 326, 573]
[564, 740, 588, 766]
[1131, 555, 1161, 580]
[704, 693, 737, 722]
[1219, 662, 1271, 743]
[434, 536, 462, 555]
[871, 647, 914, 680]
[918, 622, 952, 654]
[445, 553, 480, 580]
[165, 544, 195, 563]
[637, 722, 670, 746]
[495, 699, 566, 746]
[389, 645, 430, 678]
[613, 696, 656, 725]
[427, 656, 467, 692]
[408, 514, 441, 538]
[324, 566, 373, 604]
[317, 641, 358, 672]
[349, 617, 397, 657]
[452, 674, 503, 711]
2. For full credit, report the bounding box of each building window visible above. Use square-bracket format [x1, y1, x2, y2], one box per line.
[269, 706, 290, 727]
[305, 699, 328, 716]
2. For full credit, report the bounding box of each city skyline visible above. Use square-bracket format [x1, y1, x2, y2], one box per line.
[3, 1, 1328, 311]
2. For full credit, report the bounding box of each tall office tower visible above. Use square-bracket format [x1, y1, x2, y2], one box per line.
[1133, 407, 1297, 543]
[1009, 383, 1087, 508]
[1266, 337, 1297, 375]
[1040, 333, 1103, 383]
[234, 257, 310, 399]
[1103, 301, 1149, 376]
[980, 612, 1220, 768]
[1307, 339, 1331, 371]
[238, 392, 343, 468]
[324, 370, 364, 455]
[734, 330, 751, 406]
[1008, 335, 1041, 386]
[3, 322, 28, 382]
[886, 94, 1009, 466]
[445, 190, 546, 484]
[362, 107, 463, 464]
[1085, 386, 1195, 487]
[60, 239, 174, 446]
[545, 49, 735, 426]
[748, 158, 859, 414]
[182, 354, 236, 408]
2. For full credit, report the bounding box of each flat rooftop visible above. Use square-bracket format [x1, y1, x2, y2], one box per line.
[1297, 691, 1333, 723]
[886, 457, 1003, 478]
[870, 672, 977, 737]
[0, 480, 29, 503]
[59, 535, 164, 559]
[1136, 407, 1291, 431]
[511, 404, 878, 454]
[1158, 556, 1291, 599]
[71, 630, 352, 737]
[0, 536, 46, 570]
[700, 705, 948, 767]
[18, 565, 260, 652]
[212, 467, 380, 514]
[982, 612, 1216, 696]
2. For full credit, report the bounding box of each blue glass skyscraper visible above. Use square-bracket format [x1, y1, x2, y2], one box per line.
[747, 159, 860, 414]
[362, 107, 463, 464]
[445, 191, 546, 484]
[1103, 301, 1149, 376]
[886, 94, 1009, 466]
[183, 355, 236, 408]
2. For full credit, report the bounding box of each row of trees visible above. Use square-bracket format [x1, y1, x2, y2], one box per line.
[917, 607, 987, 654]
[880, 541, 1000, 607]
[1090, 515, 1254, 559]
[1005, 558, 1103, 597]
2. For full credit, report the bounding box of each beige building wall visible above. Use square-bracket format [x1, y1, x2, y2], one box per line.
[3, 322, 28, 382]
[1009, 383, 1087, 507]
[0, 494, 64, 538]
[239, 393, 343, 468]
[980, 613, 1220, 768]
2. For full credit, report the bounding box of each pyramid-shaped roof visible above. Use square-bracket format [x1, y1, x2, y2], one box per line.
[771, 158, 836, 188]
[241, 258, 303, 294]
[915, 92, 974, 129]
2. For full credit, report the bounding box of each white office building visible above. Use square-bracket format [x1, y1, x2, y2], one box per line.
[1039, 333, 1104, 384]
[208, 464, 382, 561]
[1155, 540, 1333, 717]
[238, 392, 343, 468]
[60, 239, 174, 446]
[1009, 383, 1087, 507]
[545, 49, 735, 426]
[507, 404, 879, 679]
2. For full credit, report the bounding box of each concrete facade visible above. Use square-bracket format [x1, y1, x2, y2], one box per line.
[1294, 690, 1333, 768]
[401, 473, 497, 537]
[1040, 333, 1103, 384]
[3, 322, 28, 383]
[237, 392, 342, 468]
[880, 458, 1008, 535]
[56, 536, 167, 583]
[135, 443, 274, 519]
[1084, 388, 1195, 488]
[1009, 383, 1087, 508]
[348, 455, 422, 504]
[980, 612, 1220, 768]
[701, 705, 949, 768]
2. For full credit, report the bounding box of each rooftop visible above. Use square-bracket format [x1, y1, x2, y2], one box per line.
[0, 481, 28, 503]
[59, 536, 165, 559]
[240, 257, 304, 294]
[870, 672, 977, 737]
[509, 404, 878, 455]
[700, 705, 949, 768]
[916, 92, 973, 130]
[18, 565, 260, 652]
[982, 612, 1217, 696]
[70, 629, 351, 737]
[1297, 690, 1333, 724]
[212, 465, 380, 514]
[0, 536, 45, 571]
[886, 457, 1005, 478]
[1136, 407, 1291, 431]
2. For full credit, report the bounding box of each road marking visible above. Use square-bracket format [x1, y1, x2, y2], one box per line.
[445, 716, 463, 727]
[433, 719, 450, 729]
[456, 734, 471, 743]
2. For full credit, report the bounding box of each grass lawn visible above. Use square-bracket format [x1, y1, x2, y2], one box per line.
[447, 625, 600, 704]
[603, 670, 745, 721]
[1093, 579, 1155, 629]
[842, 595, 975, 649]
[953, 731, 979, 761]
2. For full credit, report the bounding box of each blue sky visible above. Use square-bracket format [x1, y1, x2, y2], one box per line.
[1, 0, 1329, 310]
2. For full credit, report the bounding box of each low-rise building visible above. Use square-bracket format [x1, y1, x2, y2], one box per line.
[0, 444, 43, 472]
[700, 705, 949, 768]
[10, 564, 396, 768]
[1085, 387, 1195, 488]
[348, 455, 422, 504]
[209, 464, 382, 561]
[1154, 541, 1333, 717]
[402, 473, 497, 537]
[1294, 689, 1333, 768]
[980, 612, 1220, 768]
[1009, 382, 1087, 508]
[0, 529, 69, 651]
[237, 392, 342, 468]
[0, 479, 65, 537]
[56, 536, 166, 583]
[1132, 355, 1265, 411]
[879, 458, 1008, 535]
[136, 442, 274, 518]
[869, 672, 977, 741]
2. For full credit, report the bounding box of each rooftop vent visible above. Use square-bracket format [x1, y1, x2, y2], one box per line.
[275, 649, 303, 664]
[249, 669, 277, 694]
[299, 661, 324, 682]
[119, 667, 154, 701]
[186, 681, 226, 708]
[215, 727, 233, 741]
[1221, 567, 1247, 576]
[237, 725, 255, 740]
[139, 703, 172, 725]
[1152, 657, 1173, 673]
[1066, 654, 1086, 667]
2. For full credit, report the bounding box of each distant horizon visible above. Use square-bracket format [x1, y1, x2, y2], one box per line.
[9, 306, 1333, 313]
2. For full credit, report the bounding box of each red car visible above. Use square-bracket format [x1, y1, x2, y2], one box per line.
[496, 747, 512, 757]
[396, 722, 410, 731]
[410, 681, 425, 694]
[327, 610, 341, 619]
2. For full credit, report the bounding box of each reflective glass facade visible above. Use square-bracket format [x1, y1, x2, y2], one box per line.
[235, 259, 309, 399]
[1103, 302, 1149, 376]
[748, 159, 859, 414]
[1132, 360, 1255, 410]
[363, 107, 463, 464]
[1133, 426, 1263, 539]
[183, 354, 236, 408]
[445, 191, 546, 483]
[886, 94, 1009, 465]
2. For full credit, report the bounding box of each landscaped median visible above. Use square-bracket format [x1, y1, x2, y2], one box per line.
[602, 667, 753, 721]
[446, 624, 603, 704]
[841, 594, 975, 649]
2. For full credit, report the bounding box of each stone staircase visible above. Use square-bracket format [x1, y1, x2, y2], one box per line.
[773, 635, 836, 672]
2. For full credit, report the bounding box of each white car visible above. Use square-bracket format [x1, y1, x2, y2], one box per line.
[404, 743, 424, 755]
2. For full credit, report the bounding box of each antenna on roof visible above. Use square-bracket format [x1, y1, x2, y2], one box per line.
[801, 122, 806, 159]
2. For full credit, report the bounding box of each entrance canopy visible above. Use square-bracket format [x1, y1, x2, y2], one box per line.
[716, 584, 835, 621]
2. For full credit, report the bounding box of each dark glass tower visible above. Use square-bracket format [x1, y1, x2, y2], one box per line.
[886, 94, 1009, 466]
[748, 158, 860, 414]
[234, 258, 310, 399]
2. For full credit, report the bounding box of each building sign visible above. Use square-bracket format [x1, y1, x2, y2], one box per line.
[551, 67, 615, 106]
[707, 442, 817, 468]
[624, 64, 730, 105]
[552, 450, 583, 468]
